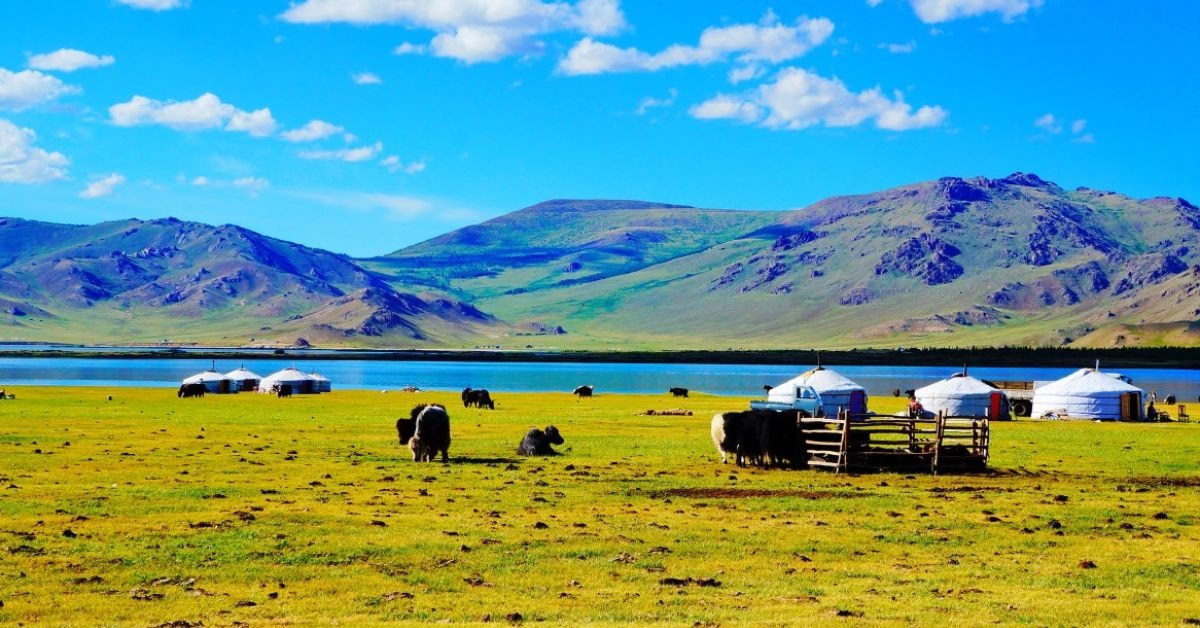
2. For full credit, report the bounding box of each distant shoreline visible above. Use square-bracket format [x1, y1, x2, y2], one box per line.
[1, 346, 1197, 369]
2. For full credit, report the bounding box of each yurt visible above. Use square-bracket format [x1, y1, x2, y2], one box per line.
[1031, 368, 1144, 421]
[914, 373, 1008, 420]
[224, 366, 261, 392]
[308, 371, 332, 393]
[767, 366, 868, 416]
[182, 369, 234, 394]
[260, 367, 315, 394]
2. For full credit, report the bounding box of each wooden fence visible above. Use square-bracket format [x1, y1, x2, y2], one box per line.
[801, 410, 989, 474]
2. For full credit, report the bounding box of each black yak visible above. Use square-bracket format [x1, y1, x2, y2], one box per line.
[573, 385, 594, 398]
[669, 387, 689, 398]
[400, 403, 450, 463]
[178, 383, 206, 398]
[518, 425, 564, 456]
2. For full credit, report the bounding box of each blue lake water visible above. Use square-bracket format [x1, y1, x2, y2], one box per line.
[1, 356, 1198, 400]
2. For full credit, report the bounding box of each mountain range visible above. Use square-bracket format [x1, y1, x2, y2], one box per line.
[4, 172, 1199, 349]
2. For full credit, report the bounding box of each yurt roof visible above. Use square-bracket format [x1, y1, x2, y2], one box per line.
[183, 369, 231, 383]
[1035, 368, 1142, 396]
[262, 367, 312, 382]
[916, 374, 996, 397]
[308, 371, 329, 381]
[225, 367, 261, 380]
[770, 367, 864, 395]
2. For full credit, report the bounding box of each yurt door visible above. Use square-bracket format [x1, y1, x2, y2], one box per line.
[1120, 392, 1140, 421]
[849, 389, 866, 415]
[989, 392, 1003, 420]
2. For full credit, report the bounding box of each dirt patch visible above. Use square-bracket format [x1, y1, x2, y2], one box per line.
[649, 488, 867, 500]
[1122, 476, 1200, 489]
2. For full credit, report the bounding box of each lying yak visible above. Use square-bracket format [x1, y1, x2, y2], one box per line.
[518, 425, 564, 456]
[573, 385, 594, 398]
[396, 403, 451, 463]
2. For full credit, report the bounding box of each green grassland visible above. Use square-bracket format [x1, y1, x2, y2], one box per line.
[2, 388, 1200, 625]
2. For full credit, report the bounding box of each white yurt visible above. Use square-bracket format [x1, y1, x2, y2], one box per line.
[182, 369, 234, 394]
[767, 366, 868, 416]
[1031, 368, 1144, 421]
[914, 373, 1008, 420]
[225, 366, 262, 392]
[308, 371, 332, 393]
[260, 367, 316, 394]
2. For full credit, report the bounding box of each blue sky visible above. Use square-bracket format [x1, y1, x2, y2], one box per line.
[1, 0, 1197, 257]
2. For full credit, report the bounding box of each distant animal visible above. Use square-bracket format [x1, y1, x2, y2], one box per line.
[518, 425, 564, 456]
[1165, 394, 1176, 405]
[669, 387, 689, 398]
[405, 403, 451, 463]
[462, 387, 495, 409]
[177, 383, 206, 398]
[573, 385, 594, 398]
[275, 383, 292, 398]
[711, 413, 737, 464]
[762, 385, 773, 393]
[892, 388, 901, 397]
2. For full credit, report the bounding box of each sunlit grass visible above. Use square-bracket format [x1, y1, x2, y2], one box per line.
[1, 387, 1198, 624]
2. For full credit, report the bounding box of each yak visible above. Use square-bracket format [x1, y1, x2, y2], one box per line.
[518, 425, 564, 456]
[573, 385, 594, 398]
[669, 387, 689, 398]
[178, 383, 206, 398]
[462, 387, 495, 409]
[397, 403, 451, 463]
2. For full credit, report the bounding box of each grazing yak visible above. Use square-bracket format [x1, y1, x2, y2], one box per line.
[177, 383, 206, 398]
[518, 425, 564, 456]
[711, 410, 806, 469]
[461, 387, 495, 409]
[573, 385, 594, 398]
[275, 383, 293, 398]
[669, 387, 689, 398]
[396, 403, 451, 463]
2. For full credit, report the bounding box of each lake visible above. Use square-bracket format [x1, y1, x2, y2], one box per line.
[1, 356, 1198, 400]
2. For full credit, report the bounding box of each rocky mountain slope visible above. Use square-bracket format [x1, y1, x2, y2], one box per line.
[4, 173, 1198, 348]
[0, 217, 501, 346]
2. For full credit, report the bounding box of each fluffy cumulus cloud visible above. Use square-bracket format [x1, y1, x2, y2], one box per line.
[79, 173, 126, 199]
[281, 0, 626, 63]
[909, 0, 1042, 23]
[0, 119, 69, 183]
[109, 92, 277, 137]
[0, 68, 79, 111]
[28, 49, 115, 72]
[115, 0, 188, 10]
[281, 119, 345, 143]
[352, 71, 382, 84]
[559, 11, 833, 75]
[690, 67, 947, 132]
[299, 141, 383, 162]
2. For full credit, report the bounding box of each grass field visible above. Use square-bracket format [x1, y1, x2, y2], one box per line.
[2, 388, 1199, 625]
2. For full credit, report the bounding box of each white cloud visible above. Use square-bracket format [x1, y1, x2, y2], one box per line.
[353, 72, 382, 84]
[559, 12, 834, 75]
[690, 67, 947, 132]
[27, 49, 115, 72]
[281, 0, 626, 64]
[909, 0, 1041, 23]
[728, 64, 764, 84]
[1073, 133, 1095, 144]
[191, 175, 209, 186]
[880, 41, 916, 54]
[79, 173, 125, 199]
[0, 119, 69, 183]
[1071, 119, 1087, 134]
[636, 88, 677, 115]
[867, 0, 885, 6]
[281, 119, 345, 143]
[299, 141, 383, 162]
[393, 42, 428, 55]
[380, 155, 426, 174]
[0, 68, 79, 111]
[115, 0, 188, 10]
[109, 92, 276, 137]
[301, 190, 436, 220]
[1034, 112, 1061, 134]
[232, 176, 270, 194]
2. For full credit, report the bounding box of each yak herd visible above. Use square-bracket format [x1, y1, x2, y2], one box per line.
[710, 409, 819, 469]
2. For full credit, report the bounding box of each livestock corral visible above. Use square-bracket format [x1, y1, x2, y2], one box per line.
[1, 387, 1199, 624]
